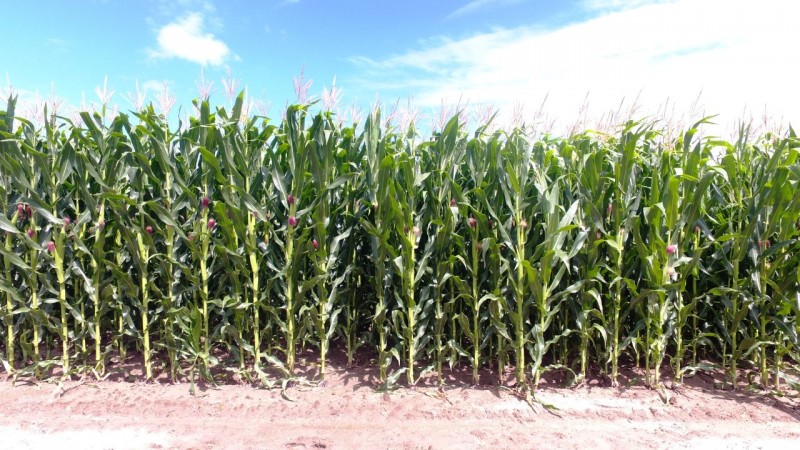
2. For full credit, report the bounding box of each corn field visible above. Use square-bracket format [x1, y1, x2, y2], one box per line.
[1, 91, 799, 391]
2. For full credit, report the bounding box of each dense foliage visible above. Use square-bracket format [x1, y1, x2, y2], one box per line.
[1, 92, 798, 391]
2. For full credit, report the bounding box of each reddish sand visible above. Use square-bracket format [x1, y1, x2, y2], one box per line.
[1, 352, 798, 449]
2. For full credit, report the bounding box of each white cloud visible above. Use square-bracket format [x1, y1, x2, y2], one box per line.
[45, 38, 68, 47]
[446, 0, 527, 19]
[150, 13, 230, 66]
[352, 0, 800, 132]
[581, 0, 672, 12]
[142, 80, 168, 93]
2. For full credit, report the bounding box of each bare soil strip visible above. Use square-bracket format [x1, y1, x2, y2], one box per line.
[1, 363, 798, 449]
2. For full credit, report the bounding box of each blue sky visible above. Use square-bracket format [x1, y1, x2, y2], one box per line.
[2, 0, 798, 132]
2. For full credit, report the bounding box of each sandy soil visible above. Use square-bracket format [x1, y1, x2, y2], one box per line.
[1, 352, 799, 450]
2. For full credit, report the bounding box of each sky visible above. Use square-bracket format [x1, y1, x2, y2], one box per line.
[1, 0, 798, 133]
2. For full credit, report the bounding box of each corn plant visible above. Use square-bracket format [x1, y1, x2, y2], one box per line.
[0, 94, 19, 373]
[271, 104, 312, 373]
[605, 122, 644, 386]
[0, 107, 78, 378]
[386, 124, 428, 385]
[468, 130, 511, 383]
[72, 110, 129, 375]
[738, 131, 799, 387]
[360, 110, 394, 383]
[0, 203, 20, 373]
[495, 128, 537, 385]
[216, 93, 276, 373]
[423, 115, 467, 384]
[307, 111, 353, 379]
[528, 172, 584, 388]
[571, 134, 612, 382]
[335, 122, 368, 368]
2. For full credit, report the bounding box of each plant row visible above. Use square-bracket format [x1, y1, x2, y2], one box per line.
[1, 92, 798, 390]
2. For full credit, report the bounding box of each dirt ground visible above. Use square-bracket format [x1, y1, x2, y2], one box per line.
[1, 351, 799, 450]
